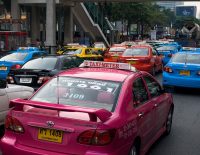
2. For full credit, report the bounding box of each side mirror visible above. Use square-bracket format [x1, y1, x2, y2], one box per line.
[0, 79, 7, 89]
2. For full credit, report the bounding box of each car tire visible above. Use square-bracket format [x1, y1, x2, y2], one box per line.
[151, 66, 156, 76]
[129, 143, 139, 155]
[165, 107, 173, 135]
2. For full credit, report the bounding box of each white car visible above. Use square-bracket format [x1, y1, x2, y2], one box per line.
[0, 79, 34, 125]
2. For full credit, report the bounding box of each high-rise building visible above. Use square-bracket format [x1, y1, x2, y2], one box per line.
[156, 1, 184, 11]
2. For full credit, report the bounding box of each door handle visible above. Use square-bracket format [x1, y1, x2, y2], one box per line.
[138, 112, 144, 118]
[154, 103, 158, 107]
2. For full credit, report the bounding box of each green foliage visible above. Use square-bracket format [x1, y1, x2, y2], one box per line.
[110, 2, 175, 28]
[174, 16, 200, 29]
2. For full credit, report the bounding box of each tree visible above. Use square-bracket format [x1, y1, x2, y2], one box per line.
[110, 2, 175, 38]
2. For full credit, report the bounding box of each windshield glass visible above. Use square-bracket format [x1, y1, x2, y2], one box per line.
[109, 47, 126, 52]
[94, 44, 105, 48]
[65, 48, 82, 55]
[63, 48, 78, 53]
[171, 53, 200, 64]
[123, 48, 149, 56]
[22, 57, 57, 70]
[0, 53, 28, 61]
[31, 77, 121, 112]
[157, 46, 176, 51]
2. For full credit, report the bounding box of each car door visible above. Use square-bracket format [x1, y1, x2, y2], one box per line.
[0, 88, 9, 125]
[132, 77, 156, 148]
[143, 75, 170, 133]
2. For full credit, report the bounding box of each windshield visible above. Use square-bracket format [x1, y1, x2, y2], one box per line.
[123, 48, 149, 56]
[65, 48, 82, 55]
[94, 44, 105, 48]
[171, 53, 200, 64]
[0, 53, 28, 61]
[157, 46, 176, 51]
[22, 57, 57, 70]
[109, 47, 126, 52]
[63, 48, 78, 53]
[31, 77, 121, 112]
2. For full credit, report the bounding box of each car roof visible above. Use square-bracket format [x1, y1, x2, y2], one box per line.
[58, 67, 134, 82]
[131, 45, 152, 48]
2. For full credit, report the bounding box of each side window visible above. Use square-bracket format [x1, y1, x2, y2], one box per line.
[91, 50, 98, 55]
[32, 53, 41, 59]
[85, 49, 91, 55]
[40, 52, 47, 56]
[152, 49, 158, 56]
[132, 78, 149, 107]
[143, 76, 162, 98]
[61, 58, 76, 70]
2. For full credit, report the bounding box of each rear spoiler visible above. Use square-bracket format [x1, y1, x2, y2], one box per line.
[10, 99, 112, 122]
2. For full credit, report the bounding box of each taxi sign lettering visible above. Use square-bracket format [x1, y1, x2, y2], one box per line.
[82, 60, 135, 71]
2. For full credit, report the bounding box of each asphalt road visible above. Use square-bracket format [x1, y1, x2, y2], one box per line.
[148, 73, 200, 155]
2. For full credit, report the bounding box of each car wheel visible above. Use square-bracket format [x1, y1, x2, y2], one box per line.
[151, 66, 156, 76]
[129, 143, 139, 155]
[165, 107, 173, 135]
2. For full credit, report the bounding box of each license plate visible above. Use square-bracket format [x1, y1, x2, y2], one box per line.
[0, 66, 7, 71]
[180, 70, 190, 76]
[38, 128, 63, 143]
[128, 61, 136, 65]
[20, 78, 32, 83]
[112, 56, 118, 59]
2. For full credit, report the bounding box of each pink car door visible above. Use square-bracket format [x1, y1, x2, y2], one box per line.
[132, 77, 156, 148]
[143, 75, 170, 133]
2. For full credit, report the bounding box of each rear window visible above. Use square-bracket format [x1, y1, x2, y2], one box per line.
[31, 77, 121, 112]
[22, 57, 57, 70]
[171, 53, 200, 64]
[109, 47, 126, 52]
[0, 52, 28, 61]
[157, 46, 176, 51]
[123, 48, 149, 56]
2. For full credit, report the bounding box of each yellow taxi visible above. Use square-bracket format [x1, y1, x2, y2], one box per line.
[56, 44, 87, 55]
[65, 47, 104, 61]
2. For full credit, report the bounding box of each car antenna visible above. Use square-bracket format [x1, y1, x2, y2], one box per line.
[57, 76, 60, 105]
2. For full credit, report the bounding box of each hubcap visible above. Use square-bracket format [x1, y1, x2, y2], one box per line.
[130, 146, 137, 155]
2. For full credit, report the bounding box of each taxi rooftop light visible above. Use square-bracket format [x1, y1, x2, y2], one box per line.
[18, 47, 39, 51]
[81, 60, 137, 72]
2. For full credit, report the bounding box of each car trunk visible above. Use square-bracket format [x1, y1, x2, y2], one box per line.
[121, 56, 150, 65]
[8, 99, 112, 154]
[170, 63, 200, 77]
[10, 69, 51, 86]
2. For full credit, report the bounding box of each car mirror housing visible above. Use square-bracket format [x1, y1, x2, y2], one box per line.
[0, 79, 7, 89]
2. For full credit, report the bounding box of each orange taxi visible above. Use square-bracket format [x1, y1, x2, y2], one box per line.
[104, 45, 127, 62]
[118, 45, 163, 75]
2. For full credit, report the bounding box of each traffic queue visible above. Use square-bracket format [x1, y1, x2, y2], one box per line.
[0, 39, 199, 155]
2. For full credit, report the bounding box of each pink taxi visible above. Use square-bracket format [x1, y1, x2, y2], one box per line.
[1, 61, 174, 155]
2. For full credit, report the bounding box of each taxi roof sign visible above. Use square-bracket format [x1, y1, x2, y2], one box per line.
[81, 60, 137, 72]
[182, 47, 196, 51]
[18, 47, 39, 51]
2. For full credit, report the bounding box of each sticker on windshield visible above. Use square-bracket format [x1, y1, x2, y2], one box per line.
[58, 78, 119, 93]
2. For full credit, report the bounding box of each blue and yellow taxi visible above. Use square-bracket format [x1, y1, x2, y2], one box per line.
[163, 50, 200, 88]
[0, 47, 47, 79]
